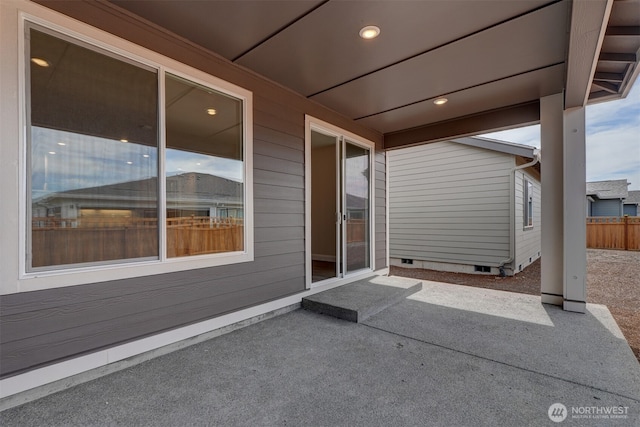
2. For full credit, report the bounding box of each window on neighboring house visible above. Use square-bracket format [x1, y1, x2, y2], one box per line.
[524, 178, 533, 228]
[26, 24, 250, 272]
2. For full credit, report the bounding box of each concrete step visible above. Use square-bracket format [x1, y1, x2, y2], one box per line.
[302, 275, 423, 323]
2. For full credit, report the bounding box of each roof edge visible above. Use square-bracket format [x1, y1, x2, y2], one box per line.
[451, 136, 537, 159]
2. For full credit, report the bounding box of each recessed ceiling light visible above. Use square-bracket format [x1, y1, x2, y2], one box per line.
[31, 58, 50, 67]
[433, 97, 448, 105]
[359, 26, 380, 40]
[120, 138, 128, 143]
[57, 142, 66, 146]
[206, 108, 217, 116]
[48, 151, 56, 155]
[196, 162, 201, 166]
[126, 161, 133, 165]
[143, 154, 150, 158]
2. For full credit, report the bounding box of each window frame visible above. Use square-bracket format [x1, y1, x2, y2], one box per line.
[17, 12, 253, 290]
[523, 177, 534, 229]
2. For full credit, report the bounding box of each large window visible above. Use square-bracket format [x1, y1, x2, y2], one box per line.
[26, 24, 250, 272]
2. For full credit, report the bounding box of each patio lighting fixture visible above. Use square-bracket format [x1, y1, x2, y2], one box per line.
[433, 97, 448, 105]
[206, 108, 217, 116]
[359, 26, 380, 40]
[31, 57, 50, 67]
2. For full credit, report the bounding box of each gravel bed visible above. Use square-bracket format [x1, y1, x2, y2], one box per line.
[390, 249, 640, 363]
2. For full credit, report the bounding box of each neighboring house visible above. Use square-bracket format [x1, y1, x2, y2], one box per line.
[32, 173, 244, 224]
[389, 137, 541, 276]
[623, 190, 640, 216]
[586, 180, 629, 216]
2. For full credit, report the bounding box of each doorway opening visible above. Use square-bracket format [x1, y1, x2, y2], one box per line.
[306, 118, 374, 287]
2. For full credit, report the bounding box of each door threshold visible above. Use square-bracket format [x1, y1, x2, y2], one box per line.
[308, 270, 374, 289]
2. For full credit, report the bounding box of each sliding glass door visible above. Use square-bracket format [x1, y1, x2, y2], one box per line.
[310, 129, 371, 284]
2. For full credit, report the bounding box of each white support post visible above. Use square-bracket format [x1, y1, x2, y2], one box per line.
[540, 93, 587, 312]
[563, 107, 587, 313]
[540, 94, 565, 306]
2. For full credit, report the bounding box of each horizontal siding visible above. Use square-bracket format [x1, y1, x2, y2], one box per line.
[1, 278, 304, 375]
[515, 170, 541, 272]
[389, 141, 512, 267]
[591, 199, 623, 217]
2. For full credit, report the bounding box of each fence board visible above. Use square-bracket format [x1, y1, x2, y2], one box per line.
[586, 216, 640, 250]
[32, 216, 244, 266]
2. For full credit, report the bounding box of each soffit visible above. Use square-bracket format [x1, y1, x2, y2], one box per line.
[589, 0, 640, 103]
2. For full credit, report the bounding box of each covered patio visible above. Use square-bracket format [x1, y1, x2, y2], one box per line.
[1, 0, 640, 411]
[37, 0, 639, 313]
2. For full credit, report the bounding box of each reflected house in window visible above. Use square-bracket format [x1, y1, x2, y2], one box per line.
[346, 193, 367, 220]
[33, 173, 242, 224]
[32, 172, 243, 264]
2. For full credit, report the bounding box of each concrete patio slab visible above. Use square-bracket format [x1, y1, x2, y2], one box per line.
[302, 275, 422, 322]
[364, 280, 640, 400]
[1, 281, 638, 426]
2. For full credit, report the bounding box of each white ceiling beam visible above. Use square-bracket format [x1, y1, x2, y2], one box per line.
[565, 0, 613, 109]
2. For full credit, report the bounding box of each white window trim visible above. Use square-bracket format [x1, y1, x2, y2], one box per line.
[304, 115, 376, 289]
[5, 5, 253, 293]
[523, 177, 534, 230]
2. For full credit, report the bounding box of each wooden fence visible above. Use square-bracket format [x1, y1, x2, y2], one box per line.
[586, 216, 640, 251]
[32, 216, 243, 267]
[167, 217, 243, 257]
[346, 219, 366, 243]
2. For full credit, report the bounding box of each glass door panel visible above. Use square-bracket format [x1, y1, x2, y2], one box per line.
[344, 141, 370, 274]
[311, 130, 339, 283]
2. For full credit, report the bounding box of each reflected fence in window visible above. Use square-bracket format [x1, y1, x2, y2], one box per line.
[31, 215, 244, 267]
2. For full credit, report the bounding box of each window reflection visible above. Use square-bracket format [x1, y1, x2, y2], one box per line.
[28, 28, 158, 269]
[165, 75, 244, 257]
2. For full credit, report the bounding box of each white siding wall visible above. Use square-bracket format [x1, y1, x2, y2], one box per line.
[515, 169, 541, 272]
[388, 141, 512, 270]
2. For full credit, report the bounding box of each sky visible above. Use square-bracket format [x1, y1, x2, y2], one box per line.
[31, 126, 243, 200]
[481, 80, 640, 191]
